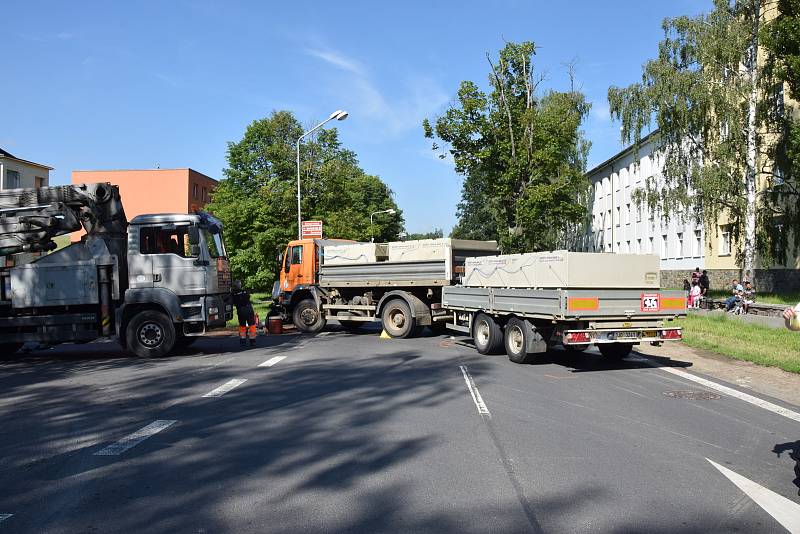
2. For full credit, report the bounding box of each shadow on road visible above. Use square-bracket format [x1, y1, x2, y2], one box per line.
[774, 440, 800, 496]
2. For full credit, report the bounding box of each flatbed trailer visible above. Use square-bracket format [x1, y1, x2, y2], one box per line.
[441, 285, 686, 363]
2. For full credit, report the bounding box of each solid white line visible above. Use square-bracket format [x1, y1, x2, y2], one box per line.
[94, 420, 177, 456]
[460, 365, 491, 417]
[0, 514, 12, 523]
[631, 356, 800, 424]
[708, 458, 800, 533]
[202, 378, 247, 398]
[258, 356, 287, 368]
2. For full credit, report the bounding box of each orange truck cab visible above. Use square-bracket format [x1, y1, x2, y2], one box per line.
[272, 238, 353, 330]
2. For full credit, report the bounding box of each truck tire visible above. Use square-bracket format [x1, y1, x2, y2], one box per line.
[293, 298, 327, 333]
[504, 317, 535, 364]
[0, 343, 23, 356]
[598, 343, 633, 360]
[126, 310, 176, 358]
[473, 313, 503, 355]
[381, 299, 416, 339]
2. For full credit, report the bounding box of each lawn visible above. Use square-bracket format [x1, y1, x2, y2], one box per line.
[678, 313, 800, 373]
[226, 291, 273, 328]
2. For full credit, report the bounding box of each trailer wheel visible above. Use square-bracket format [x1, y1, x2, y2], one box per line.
[0, 343, 23, 356]
[473, 313, 503, 355]
[293, 298, 327, 333]
[126, 310, 176, 358]
[381, 299, 416, 339]
[598, 343, 633, 360]
[504, 317, 535, 364]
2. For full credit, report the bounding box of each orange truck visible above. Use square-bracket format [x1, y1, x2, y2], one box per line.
[271, 239, 686, 364]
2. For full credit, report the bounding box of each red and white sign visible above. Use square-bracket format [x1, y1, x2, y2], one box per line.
[301, 220, 323, 239]
[640, 293, 661, 312]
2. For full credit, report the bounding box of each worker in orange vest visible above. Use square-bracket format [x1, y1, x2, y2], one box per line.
[232, 280, 257, 346]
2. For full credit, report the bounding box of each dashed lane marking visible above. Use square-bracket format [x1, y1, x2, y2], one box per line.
[460, 365, 491, 417]
[94, 420, 177, 456]
[630, 356, 800, 424]
[202, 378, 247, 398]
[258, 356, 287, 368]
[708, 458, 800, 533]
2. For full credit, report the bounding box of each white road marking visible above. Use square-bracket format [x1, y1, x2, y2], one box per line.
[94, 420, 177, 456]
[708, 458, 800, 533]
[0, 514, 12, 523]
[202, 378, 247, 398]
[318, 332, 331, 337]
[630, 356, 800, 424]
[258, 356, 287, 368]
[460, 365, 491, 417]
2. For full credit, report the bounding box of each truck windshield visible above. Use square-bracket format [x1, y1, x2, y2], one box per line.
[202, 229, 226, 258]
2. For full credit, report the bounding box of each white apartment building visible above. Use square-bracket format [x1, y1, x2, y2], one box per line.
[576, 132, 706, 272]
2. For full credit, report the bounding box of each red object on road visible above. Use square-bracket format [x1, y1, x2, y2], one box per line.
[268, 316, 283, 335]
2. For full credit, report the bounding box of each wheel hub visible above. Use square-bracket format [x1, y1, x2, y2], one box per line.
[300, 308, 317, 325]
[509, 325, 524, 353]
[476, 321, 489, 345]
[139, 323, 163, 348]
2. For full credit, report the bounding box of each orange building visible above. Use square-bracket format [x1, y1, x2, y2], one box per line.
[71, 168, 218, 220]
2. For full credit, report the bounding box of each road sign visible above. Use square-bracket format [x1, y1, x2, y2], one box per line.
[301, 220, 323, 239]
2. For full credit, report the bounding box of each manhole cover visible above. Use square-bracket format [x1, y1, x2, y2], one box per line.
[663, 390, 721, 400]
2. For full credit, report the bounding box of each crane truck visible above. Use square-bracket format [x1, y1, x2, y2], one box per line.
[0, 182, 233, 358]
[272, 238, 686, 364]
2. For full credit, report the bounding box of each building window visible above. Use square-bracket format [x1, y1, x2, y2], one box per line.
[625, 241, 630, 253]
[676, 232, 684, 258]
[636, 239, 642, 254]
[34, 176, 45, 188]
[694, 230, 702, 257]
[615, 206, 620, 226]
[661, 234, 668, 258]
[202, 187, 207, 202]
[720, 225, 731, 256]
[636, 205, 642, 223]
[193, 184, 198, 199]
[626, 203, 631, 225]
[5, 170, 20, 189]
[616, 242, 621, 253]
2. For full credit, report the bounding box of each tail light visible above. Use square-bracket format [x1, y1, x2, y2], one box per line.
[565, 331, 591, 344]
[661, 329, 682, 340]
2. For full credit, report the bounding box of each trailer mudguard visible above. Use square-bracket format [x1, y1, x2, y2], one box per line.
[377, 291, 432, 326]
[523, 320, 548, 354]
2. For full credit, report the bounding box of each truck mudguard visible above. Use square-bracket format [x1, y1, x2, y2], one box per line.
[377, 291, 432, 326]
[522, 320, 548, 354]
[122, 288, 184, 323]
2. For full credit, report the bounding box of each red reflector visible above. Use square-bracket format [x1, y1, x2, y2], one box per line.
[566, 332, 590, 343]
[661, 329, 682, 340]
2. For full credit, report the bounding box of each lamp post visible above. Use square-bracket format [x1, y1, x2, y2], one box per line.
[370, 208, 396, 242]
[296, 109, 349, 239]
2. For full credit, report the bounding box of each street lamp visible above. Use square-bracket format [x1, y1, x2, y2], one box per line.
[370, 208, 396, 242]
[296, 109, 349, 239]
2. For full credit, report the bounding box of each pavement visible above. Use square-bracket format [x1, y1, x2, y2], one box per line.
[1, 328, 800, 533]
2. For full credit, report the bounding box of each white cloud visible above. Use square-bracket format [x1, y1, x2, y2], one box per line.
[305, 46, 448, 136]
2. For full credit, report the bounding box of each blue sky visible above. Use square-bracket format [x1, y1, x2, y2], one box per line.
[2, 0, 706, 234]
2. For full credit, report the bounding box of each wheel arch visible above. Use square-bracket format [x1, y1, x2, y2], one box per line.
[376, 291, 432, 326]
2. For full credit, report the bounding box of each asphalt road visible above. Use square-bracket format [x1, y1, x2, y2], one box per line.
[1, 327, 799, 533]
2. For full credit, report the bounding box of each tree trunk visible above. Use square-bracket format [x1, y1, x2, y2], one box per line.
[742, 1, 760, 277]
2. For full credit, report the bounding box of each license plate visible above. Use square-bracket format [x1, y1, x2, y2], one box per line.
[643, 330, 658, 338]
[616, 331, 640, 339]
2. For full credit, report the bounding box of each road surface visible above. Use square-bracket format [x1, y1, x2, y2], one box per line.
[1, 328, 799, 533]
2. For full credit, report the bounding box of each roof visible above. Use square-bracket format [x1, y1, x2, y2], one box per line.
[0, 147, 54, 170]
[73, 168, 218, 183]
[584, 129, 659, 178]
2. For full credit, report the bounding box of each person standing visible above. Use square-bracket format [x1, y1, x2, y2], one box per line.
[233, 280, 257, 347]
[699, 270, 710, 297]
[691, 267, 701, 286]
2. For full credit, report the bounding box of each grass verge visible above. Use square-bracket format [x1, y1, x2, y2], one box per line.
[705, 289, 800, 306]
[678, 313, 800, 373]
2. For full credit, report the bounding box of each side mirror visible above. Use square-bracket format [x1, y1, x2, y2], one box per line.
[188, 226, 200, 246]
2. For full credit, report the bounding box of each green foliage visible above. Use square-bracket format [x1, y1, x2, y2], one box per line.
[761, 0, 800, 264]
[406, 228, 444, 240]
[424, 41, 591, 253]
[208, 111, 403, 290]
[608, 0, 798, 268]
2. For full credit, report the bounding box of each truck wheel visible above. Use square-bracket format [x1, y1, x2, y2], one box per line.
[126, 310, 176, 358]
[504, 317, 535, 364]
[0, 343, 23, 356]
[293, 299, 327, 333]
[473, 313, 503, 355]
[598, 343, 633, 360]
[381, 299, 416, 339]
